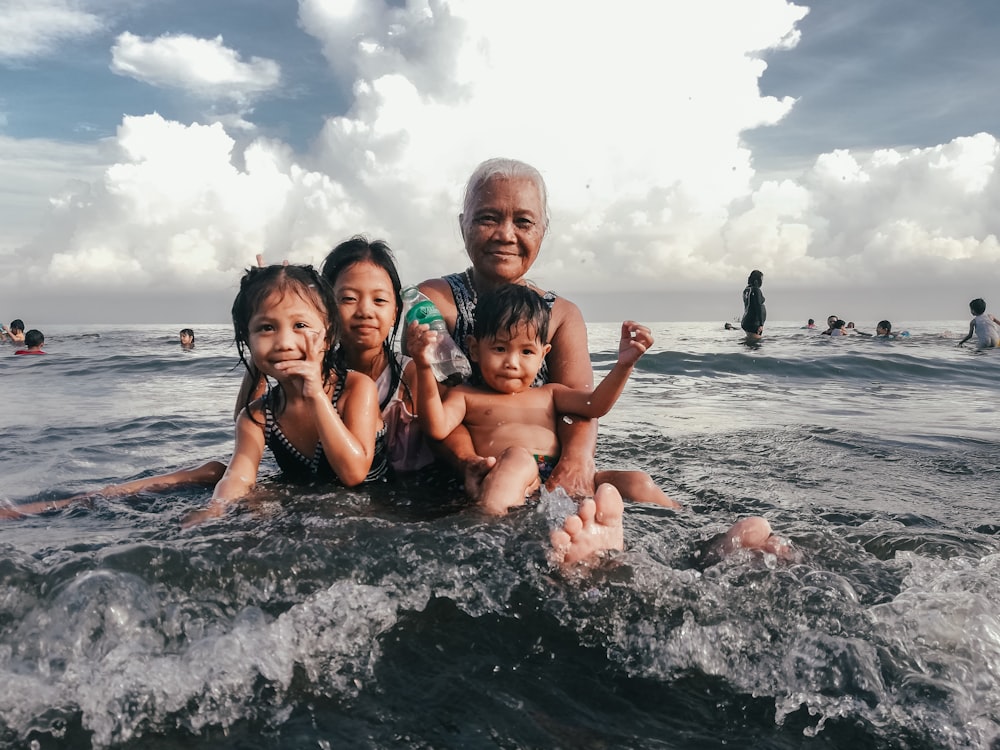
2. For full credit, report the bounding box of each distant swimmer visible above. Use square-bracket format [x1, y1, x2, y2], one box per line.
[803, 318, 816, 329]
[179, 328, 195, 349]
[821, 315, 838, 335]
[740, 269, 766, 342]
[875, 320, 909, 339]
[724, 322, 737, 330]
[3, 319, 25, 344]
[14, 329, 45, 355]
[958, 298, 1000, 348]
[828, 320, 847, 336]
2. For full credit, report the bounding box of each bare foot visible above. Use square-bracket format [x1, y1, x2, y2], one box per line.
[550, 483, 625, 566]
[0, 495, 89, 520]
[704, 516, 799, 563]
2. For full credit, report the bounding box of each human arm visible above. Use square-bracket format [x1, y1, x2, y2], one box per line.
[543, 297, 598, 497]
[184, 406, 267, 525]
[316, 370, 380, 486]
[552, 321, 651, 418]
[958, 320, 974, 346]
[279, 332, 378, 487]
[234, 364, 266, 422]
[408, 322, 467, 440]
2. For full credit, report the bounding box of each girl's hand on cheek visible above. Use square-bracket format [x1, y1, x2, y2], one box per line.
[297, 330, 328, 400]
[274, 330, 327, 399]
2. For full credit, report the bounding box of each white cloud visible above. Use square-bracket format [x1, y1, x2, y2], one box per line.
[0, 0, 104, 62]
[1, 0, 999, 322]
[110, 32, 281, 104]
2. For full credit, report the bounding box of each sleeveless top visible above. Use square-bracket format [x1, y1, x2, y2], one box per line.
[377, 353, 436, 473]
[263, 363, 389, 484]
[443, 268, 557, 387]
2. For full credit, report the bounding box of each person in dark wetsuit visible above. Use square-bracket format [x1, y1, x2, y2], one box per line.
[740, 269, 766, 341]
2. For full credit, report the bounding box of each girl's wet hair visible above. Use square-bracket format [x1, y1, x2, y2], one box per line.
[474, 283, 550, 344]
[747, 269, 763, 287]
[231, 264, 338, 416]
[321, 235, 408, 411]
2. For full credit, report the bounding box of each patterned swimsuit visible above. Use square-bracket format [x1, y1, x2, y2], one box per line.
[263, 364, 389, 484]
[443, 268, 557, 387]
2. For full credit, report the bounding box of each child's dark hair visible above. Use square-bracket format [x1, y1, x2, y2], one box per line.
[321, 236, 406, 410]
[877, 320, 892, 332]
[180, 328, 194, 341]
[24, 329, 43, 348]
[747, 269, 763, 287]
[232, 264, 338, 418]
[474, 284, 550, 343]
[970, 298, 987, 316]
[9, 319, 24, 333]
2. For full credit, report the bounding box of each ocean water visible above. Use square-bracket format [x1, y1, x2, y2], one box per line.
[1, 321, 998, 749]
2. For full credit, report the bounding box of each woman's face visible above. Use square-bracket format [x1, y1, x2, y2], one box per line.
[461, 176, 546, 285]
[333, 261, 398, 355]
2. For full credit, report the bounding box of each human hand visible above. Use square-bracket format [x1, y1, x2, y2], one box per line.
[407, 321, 439, 368]
[272, 329, 328, 401]
[255, 253, 288, 267]
[617, 321, 653, 366]
[462, 454, 498, 498]
[545, 453, 597, 499]
[181, 502, 226, 528]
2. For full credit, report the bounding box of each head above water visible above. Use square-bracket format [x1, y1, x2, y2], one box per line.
[970, 298, 987, 316]
[24, 329, 43, 348]
[231, 264, 338, 377]
[321, 235, 403, 329]
[747, 269, 763, 287]
[474, 284, 551, 345]
[877, 320, 892, 335]
[460, 158, 550, 238]
[9, 319, 24, 334]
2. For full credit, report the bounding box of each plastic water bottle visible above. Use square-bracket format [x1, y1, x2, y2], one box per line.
[402, 286, 472, 386]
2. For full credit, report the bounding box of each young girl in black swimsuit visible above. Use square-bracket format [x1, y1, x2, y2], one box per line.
[183, 264, 386, 524]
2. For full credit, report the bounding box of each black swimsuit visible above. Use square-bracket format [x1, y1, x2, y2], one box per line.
[443, 268, 557, 387]
[263, 364, 388, 484]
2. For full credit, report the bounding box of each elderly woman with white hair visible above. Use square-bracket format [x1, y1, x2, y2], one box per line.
[409, 157, 675, 516]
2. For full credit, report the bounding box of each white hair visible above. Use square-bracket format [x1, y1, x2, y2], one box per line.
[460, 157, 550, 235]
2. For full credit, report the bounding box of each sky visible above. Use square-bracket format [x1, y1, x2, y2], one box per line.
[2, 0, 999, 325]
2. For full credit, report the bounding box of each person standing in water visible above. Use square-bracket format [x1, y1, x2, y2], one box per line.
[958, 298, 1000, 349]
[740, 269, 766, 342]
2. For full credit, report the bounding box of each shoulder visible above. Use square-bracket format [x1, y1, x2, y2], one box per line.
[237, 399, 267, 432]
[344, 369, 378, 396]
[418, 277, 456, 309]
[525, 285, 581, 326]
[547, 294, 586, 339]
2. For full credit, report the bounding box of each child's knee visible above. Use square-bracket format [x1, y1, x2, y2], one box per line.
[496, 446, 537, 473]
